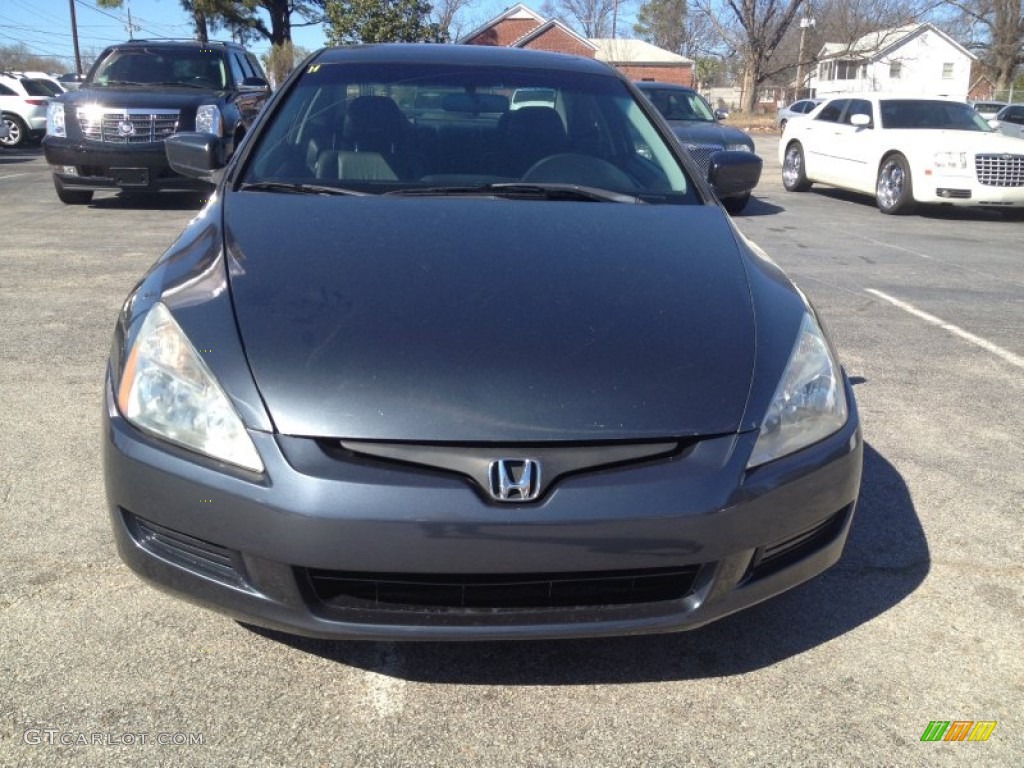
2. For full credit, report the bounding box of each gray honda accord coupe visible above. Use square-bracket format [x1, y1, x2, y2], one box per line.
[104, 44, 861, 641]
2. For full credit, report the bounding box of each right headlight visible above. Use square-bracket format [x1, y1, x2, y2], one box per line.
[46, 101, 66, 137]
[747, 313, 848, 468]
[116, 302, 264, 473]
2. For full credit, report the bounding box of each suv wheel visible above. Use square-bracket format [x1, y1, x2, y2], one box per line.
[1, 114, 27, 148]
[53, 176, 94, 205]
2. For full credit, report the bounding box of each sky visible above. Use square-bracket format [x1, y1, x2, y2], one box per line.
[0, 0, 527, 72]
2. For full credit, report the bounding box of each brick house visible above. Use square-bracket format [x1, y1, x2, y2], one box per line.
[460, 4, 693, 86]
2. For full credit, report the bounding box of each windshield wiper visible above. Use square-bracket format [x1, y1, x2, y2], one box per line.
[238, 181, 367, 196]
[386, 182, 644, 204]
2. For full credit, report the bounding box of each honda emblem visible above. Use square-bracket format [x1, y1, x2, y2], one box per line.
[488, 459, 541, 502]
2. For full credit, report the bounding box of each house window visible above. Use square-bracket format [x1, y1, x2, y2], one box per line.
[890, 60, 902, 79]
[819, 62, 832, 80]
[836, 60, 860, 80]
[942, 62, 954, 79]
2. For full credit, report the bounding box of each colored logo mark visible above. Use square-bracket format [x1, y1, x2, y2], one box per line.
[920, 721, 996, 742]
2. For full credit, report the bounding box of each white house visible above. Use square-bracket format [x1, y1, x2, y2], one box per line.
[810, 23, 976, 101]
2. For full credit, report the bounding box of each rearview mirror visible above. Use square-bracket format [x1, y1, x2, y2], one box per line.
[708, 150, 762, 198]
[166, 132, 226, 182]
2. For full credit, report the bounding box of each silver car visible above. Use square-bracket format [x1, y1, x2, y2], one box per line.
[988, 104, 1024, 139]
[0, 73, 52, 148]
[776, 98, 824, 130]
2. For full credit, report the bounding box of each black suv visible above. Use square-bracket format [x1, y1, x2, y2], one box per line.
[43, 39, 270, 204]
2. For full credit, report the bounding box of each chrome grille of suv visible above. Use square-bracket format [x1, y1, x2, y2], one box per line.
[975, 153, 1024, 187]
[77, 108, 180, 144]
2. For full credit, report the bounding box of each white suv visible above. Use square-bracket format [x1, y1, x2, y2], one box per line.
[0, 72, 54, 147]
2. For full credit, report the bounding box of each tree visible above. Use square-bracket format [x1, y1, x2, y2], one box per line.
[547, 0, 618, 38]
[942, 0, 1024, 92]
[431, 0, 476, 41]
[261, 41, 312, 87]
[323, 0, 444, 44]
[634, 0, 687, 54]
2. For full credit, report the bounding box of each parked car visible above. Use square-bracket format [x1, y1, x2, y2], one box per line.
[988, 103, 1024, 139]
[57, 73, 86, 92]
[635, 81, 761, 214]
[776, 98, 824, 130]
[968, 100, 1007, 119]
[0, 72, 54, 147]
[43, 39, 271, 204]
[102, 43, 860, 642]
[780, 94, 1024, 215]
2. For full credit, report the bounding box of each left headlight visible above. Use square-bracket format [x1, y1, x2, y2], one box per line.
[195, 104, 223, 136]
[747, 313, 848, 468]
[46, 102, 66, 137]
[116, 302, 264, 472]
[726, 143, 753, 152]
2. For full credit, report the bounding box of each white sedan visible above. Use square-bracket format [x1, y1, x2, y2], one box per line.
[779, 94, 1024, 214]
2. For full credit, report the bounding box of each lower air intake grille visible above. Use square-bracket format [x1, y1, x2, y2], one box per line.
[306, 565, 701, 611]
[746, 506, 851, 581]
[125, 510, 243, 585]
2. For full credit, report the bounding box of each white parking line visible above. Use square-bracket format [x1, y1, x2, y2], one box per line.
[0, 173, 31, 181]
[866, 288, 1024, 370]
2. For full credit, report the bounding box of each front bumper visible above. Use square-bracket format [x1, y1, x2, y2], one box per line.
[103, 375, 862, 641]
[43, 137, 207, 192]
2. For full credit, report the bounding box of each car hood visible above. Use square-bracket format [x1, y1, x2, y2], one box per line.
[668, 121, 750, 148]
[224, 193, 757, 442]
[61, 85, 224, 109]
[900, 129, 1024, 154]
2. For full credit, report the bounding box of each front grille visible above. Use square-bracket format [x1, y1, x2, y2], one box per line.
[683, 143, 723, 177]
[305, 565, 701, 612]
[975, 153, 1024, 187]
[78, 108, 180, 144]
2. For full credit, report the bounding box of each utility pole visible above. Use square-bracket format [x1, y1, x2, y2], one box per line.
[68, 0, 83, 75]
[795, 16, 815, 100]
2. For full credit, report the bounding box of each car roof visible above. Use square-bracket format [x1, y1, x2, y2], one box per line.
[102, 38, 248, 51]
[311, 43, 615, 75]
[634, 81, 696, 94]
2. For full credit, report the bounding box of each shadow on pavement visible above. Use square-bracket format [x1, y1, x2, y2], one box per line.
[249, 441, 929, 683]
[735, 195, 785, 217]
[88, 191, 208, 211]
[811, 186, 1022, 221]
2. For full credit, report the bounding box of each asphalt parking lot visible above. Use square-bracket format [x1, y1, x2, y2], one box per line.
[1, 138, 1021, 767]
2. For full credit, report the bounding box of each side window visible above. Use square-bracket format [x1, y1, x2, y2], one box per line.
[844, 99, 873, 127]
[0, 83, 16, 96]
[228, 52, 247, 85]
[246, 53, 267, 81]
[1009, 108, 1024, 125]
[816, 99, 847, 123]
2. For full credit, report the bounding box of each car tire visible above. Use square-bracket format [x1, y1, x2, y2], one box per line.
[876, 153, 915, 215]
[53, 176, 93, 205]
[782, 142, 811, 192]
[1, 114, 27, 148]
[721, 192, 751, 215]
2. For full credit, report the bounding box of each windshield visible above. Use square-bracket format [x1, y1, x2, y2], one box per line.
[880, 99, 993, 131]
[640, 88, 715, 122]
[91, 47, 228, 89]
[242, 61, 695, 204]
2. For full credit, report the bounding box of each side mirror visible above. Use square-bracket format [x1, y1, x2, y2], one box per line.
[988, 118, 1000, 129]
[166, 132, 226, 182]
[850, 113, 872, 128]
[714, 108, 729, 121]
[708, 150, 763, 198]
[240, 76, 271, 93]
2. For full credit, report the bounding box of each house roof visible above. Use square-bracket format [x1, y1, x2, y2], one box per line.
[514, 19, 596, 51]
[457, 3, 544, 45]
[818, 22, 975, 62]
[589, 38, 691, 64]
